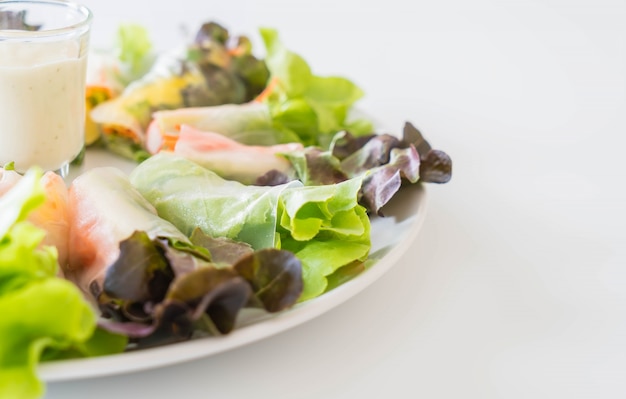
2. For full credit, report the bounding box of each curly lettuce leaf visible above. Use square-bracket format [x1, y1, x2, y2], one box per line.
[277, 177, 371, 300]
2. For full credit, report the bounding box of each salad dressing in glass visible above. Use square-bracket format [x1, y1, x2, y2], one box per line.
[0, 41, 87, 172]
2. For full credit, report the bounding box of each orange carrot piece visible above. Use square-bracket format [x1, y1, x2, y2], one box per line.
[253, 77, 279, 103]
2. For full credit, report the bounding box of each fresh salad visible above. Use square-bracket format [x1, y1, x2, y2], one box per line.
[0, 20, 452, 399]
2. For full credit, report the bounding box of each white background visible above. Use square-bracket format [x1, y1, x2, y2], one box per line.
[46, 0, 625, 398]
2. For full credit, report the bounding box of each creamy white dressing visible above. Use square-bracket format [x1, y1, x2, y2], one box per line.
[0, 41, 87, 172]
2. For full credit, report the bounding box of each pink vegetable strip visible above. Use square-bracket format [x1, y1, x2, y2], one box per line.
[145, 119, 180, 155]
[144, 102, 279, 155]
[172, 124, 303, 184]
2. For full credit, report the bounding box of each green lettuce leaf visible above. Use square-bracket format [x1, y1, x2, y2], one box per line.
[0, 222, 56, 296]
[259, 28, 373, 147]
[260, 28, 312, 97]
[0, 278, 94, 399]
[0, 169, 45, 240]
[115, 23, 154, 82]
[277, 177, 371, 300]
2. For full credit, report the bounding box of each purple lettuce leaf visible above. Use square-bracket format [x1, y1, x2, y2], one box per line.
[403, 122, 452, 183]
[189, 227, 254, 265]
[96, 229, 302, 348]
[277, 121, 452, 214]
[191, 229, 303, 312]
[284, 147, 347, 186]
[358, 146, 421, 215]
[183, 21, 269, 107]
[234, 248, 303, 312]
[418, 149, 452, 184]
[359, 167, 402, 216]
[255, 169, 293, 186]
[102, 231, 172, 304]
[158, 266, 252, 336]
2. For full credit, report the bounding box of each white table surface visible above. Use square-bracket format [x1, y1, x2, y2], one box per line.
[45, 0, 626, 398]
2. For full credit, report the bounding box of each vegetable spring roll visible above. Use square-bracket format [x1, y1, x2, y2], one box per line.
[145, 102, 298, 154]
[89, 51, 206, 152]
[84, 24, 156, 147]
[65, 167, 189, 294]
[171, 124, 303, 184]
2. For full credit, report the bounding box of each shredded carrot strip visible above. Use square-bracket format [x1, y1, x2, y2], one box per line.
[162, 134, 179, 151]
[102, 125, 141, 143]
[253, 77, 279, 103]
[227, 47, 247, 57]
[85, 85, 114, 101]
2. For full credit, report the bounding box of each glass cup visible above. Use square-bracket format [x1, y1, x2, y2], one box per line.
[0, 0, 92, 177]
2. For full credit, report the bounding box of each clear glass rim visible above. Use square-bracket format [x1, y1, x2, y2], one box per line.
[0, 0, 92, 39]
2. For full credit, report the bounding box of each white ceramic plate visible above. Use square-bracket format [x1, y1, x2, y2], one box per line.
[38, 148, 429, 382]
